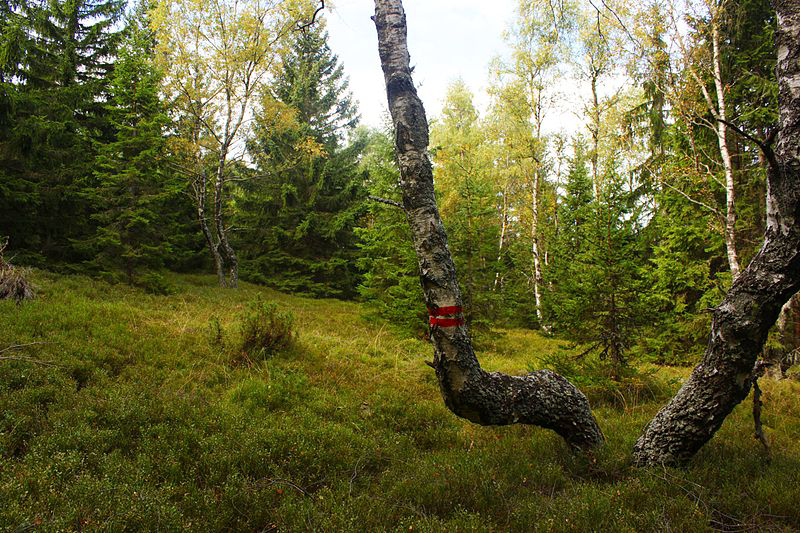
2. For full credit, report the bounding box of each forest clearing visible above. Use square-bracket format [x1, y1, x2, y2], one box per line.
[1, 271, 799, 531]
[2, 0, 800, 529]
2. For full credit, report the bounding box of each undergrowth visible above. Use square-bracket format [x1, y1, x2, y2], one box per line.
[234, 299, 296, 365]
[1, 270, 798, 532]
[0, 238, 35, 304]
[538, 351, 679, 409]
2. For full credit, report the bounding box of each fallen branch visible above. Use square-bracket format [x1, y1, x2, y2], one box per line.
[0, 342, 50, 355]
[0, 342, 57, 366]
[252, 477, 309, 497]
[0, 356, 59, 367]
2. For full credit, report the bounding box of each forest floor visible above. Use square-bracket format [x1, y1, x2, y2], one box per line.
[1, 271, 799, 532]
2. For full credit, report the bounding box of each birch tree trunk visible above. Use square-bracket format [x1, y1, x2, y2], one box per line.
[530, 168, 544, 324]
[373, 0, 604, 450]
[711, 12, 741, 280]
[493, 182, 509, 291]
[214, 147, 239, 289]
[633, 0, 800, 464]
[589, 70, 600, 199]
[193, 172, 227, 288]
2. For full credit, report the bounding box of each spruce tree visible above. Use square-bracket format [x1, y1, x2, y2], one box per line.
[0, 0, 124, 262]
[239, 23, 364, 298]
[547, 141, 654, 379]
[430, 80, 499, 332]
[83, 10, 185, 284]
[356, 128, 425, 335]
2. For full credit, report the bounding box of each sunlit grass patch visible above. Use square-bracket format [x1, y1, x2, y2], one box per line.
[1, 270, 799, 531]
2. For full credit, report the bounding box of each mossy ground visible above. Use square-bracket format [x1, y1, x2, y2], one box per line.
[1, 271, 799, 532]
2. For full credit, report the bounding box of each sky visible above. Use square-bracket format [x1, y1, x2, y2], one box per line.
[324, 0, 519, 130]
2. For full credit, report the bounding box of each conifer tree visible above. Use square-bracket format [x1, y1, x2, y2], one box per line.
[239, 23, 365, 298]
[430, 80, 499, 331]
[0, 0, 124, 262]
[547, 140, 654, 378]
[356, 128, 425, 334]
[84, 9, 185, 284]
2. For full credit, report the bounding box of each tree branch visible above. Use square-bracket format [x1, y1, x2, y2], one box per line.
[661, 181, 724, 218]
[0, 342, 50, 355]
[368, 195, 403, 209]
[296, 1, 324, 32]
[714, 117, 780, 172]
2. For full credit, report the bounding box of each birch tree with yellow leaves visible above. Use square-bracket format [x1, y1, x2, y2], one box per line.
[152, 0, 312, 287]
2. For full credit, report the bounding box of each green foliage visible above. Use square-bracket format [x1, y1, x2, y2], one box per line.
[238, 23, 365, 298]
[1, 271, 799, 532]
[81, 13, 188, 283]
[431, 80, 501, 334]
[136, 271, 174, 296]
[0, 0, 125, 264]
[355, 128, 426, 336]
[538, 350, 675, 409]
[721, 0, 778, 132]
[637, 178, 728, 365]
[545, 141, 656, 377]
[234, 300, 297, 365]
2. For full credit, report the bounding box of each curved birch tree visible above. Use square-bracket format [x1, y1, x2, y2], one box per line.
[372, 0, 604, 450]
[372, 0, 800, 464]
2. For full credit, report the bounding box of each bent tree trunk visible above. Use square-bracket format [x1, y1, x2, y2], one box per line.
[372, 0, 603, 450]
[633, 0, 800, 465]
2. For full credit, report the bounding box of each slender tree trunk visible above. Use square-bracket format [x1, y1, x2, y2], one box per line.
[494, 183, 509, 291]
[195, 173, 226, 287]
[213, 149, 239, 288]
[590, 70, 600, 199]
[530, 168, 544, 324]
[373, 0, 604, 450]
[711, 17, 741, 280]
[634, 0, 800, 464]
[768, 295, 798, 378]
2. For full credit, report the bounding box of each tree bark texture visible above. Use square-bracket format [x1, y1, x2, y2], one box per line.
[494, 182, 509, 291]
[589, 69, 600, 199]
[372, 0, 604, 450]
[214, 152, 239, 289]
[633, 0, 800, 465]
[531, 168, 544, 324]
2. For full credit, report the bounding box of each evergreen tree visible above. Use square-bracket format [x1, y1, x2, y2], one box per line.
[430, 80, 499, 332]
[636, 0, 778, 364]
[547, 140, 654, 378]
[0, 0, 124, 263]
[239, 23, 364, 298]
[356, 128, 425, 335]
[82, 9, 187, 284]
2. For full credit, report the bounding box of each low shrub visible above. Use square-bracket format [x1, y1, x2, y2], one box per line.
[0, 238, 35, 304]
[135, 271, 174, 296]
[537, 350, 676, 409]
[208, 316, 225, 349]
[233, 300, 296, 365]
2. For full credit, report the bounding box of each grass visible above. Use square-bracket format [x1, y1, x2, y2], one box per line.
[1, 270, 799, 532]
